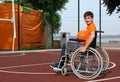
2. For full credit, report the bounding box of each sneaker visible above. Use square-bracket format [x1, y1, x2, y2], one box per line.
[50, 63, 62, 71]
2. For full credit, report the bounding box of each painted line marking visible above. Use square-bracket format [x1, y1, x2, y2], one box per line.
[0, 61, 115, 70]
[0, 48, 119, 55]
[0, 53, 26, 57]
[0, 49, 61, 54]
[107, 62, 116, 70]
[0, 62, 63, 75]
[0, 62, 56, 75]
[86, 62, 117, 82]
[104, 47, 120, 50]
[0, 62, 54, 69]
[37, 52, 60, 55]
[0, 70, 56, 75]
[0, 61, 116, 76]
[86, 76, 120, 82]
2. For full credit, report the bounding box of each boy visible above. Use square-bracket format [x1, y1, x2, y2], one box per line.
[50, 11, 96, 70]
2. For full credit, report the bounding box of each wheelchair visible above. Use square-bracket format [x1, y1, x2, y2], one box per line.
[53, 31, 109, 80]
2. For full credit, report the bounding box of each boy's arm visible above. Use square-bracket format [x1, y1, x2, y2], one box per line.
[80, 31, 95, 52]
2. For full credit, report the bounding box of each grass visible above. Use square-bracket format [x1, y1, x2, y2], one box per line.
[20, 46, 45, 50]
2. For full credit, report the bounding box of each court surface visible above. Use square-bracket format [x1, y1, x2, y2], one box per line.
[0, 49, 119, 82]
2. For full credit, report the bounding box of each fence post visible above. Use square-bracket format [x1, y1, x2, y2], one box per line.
[99, 0, 102, 47]
[51, 0, 54, 48]
[18, 0, 20, 50]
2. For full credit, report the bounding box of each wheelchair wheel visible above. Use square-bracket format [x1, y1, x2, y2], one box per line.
[96, 46, 110, 71]
[61, 67, 67, 76]
[71, 47, 103, 80]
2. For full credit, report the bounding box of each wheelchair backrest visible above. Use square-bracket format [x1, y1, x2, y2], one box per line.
[89, 32, 97, 48]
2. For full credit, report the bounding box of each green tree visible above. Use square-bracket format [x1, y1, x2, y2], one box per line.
[20, 0, 68, 48]
[103, 0, 120, 16]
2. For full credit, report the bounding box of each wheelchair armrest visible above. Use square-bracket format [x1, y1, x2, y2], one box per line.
[69, 38, 86, 42]
[96, 31, 104, 33]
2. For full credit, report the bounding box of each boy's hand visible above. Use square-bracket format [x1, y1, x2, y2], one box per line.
[80, 47, 87, 53]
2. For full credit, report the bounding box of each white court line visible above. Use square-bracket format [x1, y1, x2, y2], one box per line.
[86, 76, 120, 82]
[107, 62, 116, 70]
[0, 48, 119, 54]
[0, 62, 56, 75]
[0, 61, 115, 70]
[104, 47, 120, 50]
[0, 61, 116, 76]
[0, 70, 56, 75]
[0, 53, 26, 57]
[86, 62, 117, 82]
[38, 52, 61, 55]
[0, 49, 61, 54]
[0, 48, 118, 76]
[104, 47, 120, 51]
[0, 62, 54, 69]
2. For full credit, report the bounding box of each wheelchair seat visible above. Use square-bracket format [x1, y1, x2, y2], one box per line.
[69, 38, 86, 43]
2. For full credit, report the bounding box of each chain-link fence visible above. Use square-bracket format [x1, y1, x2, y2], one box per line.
[0, 0, 120, 51]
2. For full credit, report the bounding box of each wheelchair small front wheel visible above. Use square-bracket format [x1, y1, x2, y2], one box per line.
[61, 67, 67, 76]
[71, 47, 103, 80]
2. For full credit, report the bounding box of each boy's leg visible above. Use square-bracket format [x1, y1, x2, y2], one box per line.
[50, 41, 79, 70]
[60, 43, 66, 58]
[50, 43, 67, 70]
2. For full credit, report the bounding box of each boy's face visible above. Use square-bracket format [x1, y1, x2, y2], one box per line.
[84, 16, 93, 25]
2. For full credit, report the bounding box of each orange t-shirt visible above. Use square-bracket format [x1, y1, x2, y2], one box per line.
[77, 22, 96, 46]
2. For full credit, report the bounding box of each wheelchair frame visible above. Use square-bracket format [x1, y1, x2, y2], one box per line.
[53, 31, 110, 80]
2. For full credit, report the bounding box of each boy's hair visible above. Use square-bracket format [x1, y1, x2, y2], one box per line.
[84, 11, 94, 18]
